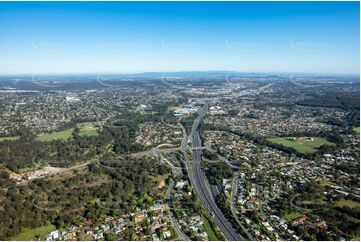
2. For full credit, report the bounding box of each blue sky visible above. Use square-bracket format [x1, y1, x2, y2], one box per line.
[0, 1, 359, 75]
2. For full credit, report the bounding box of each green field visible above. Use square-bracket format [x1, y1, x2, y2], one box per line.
[10, 224, 56, 241]
[283, 211, 308, 222]
[37, 129, 74, 142]
[0, 136, 20, 142]
[202, 216, 220, 241]
[334, 199, 359, 209]
[267, 137, 333, 154]
[353, 127, 360, 134]
[77, 122, 100, 137]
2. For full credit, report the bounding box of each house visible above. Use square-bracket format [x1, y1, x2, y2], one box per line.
[175, 180, 187, 189]
[310, 219, 327, 229]
[163, 230, 171, 239]
[63, 232, 76, 241]
[114, 227, 121, 234]
[111, 220, 117, 228]
[150, 203, 163, 211]
[291, 215, 308, 226]
[46, 230, 61, 241]
[190, 226, 199, 232]
[262, 222, 274, 232]
[94, 232, 104, 240]
[85, 219, 93, 226]
[134, 211, 146, 223]
[118, 218, 126, 226]
[101, 224, 110, 231]
[152, 234, 160, 241]
[199, 231, 208, 239]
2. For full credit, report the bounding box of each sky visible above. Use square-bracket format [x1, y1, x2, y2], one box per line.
[0, 1, 359, 75]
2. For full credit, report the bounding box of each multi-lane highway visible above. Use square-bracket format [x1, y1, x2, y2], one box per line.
[184, 104, 243, 241]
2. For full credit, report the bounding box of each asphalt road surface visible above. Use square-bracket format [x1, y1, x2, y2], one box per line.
[165, 179, 190, 241]
[186, 104, 243, 241]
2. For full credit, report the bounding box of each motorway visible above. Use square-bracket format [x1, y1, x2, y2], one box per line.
[184, 104, 243, 241]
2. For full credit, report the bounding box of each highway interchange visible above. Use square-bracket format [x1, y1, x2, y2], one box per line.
[177, 104, 244, 241]
[154, 103, 251, 240]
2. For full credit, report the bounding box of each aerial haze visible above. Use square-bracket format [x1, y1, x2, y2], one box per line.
[0, 1, 359, 242]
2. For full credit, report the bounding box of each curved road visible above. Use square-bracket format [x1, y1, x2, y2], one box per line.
[165, 179, 190, 241]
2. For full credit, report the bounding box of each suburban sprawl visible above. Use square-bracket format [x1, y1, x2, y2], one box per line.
[0, 72, 359, 241]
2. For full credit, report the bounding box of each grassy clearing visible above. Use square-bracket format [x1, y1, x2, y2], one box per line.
[37, 129, 74, 142]
[0, 136, 20, 142]
[129, 150, 153, 158]
[202, 215, 220, 241]
[334, 199, 359, 209]
[353, 127, 360, 134]
[77, 122, 100, 137]
[283, 211, 308, 222]
[267, 137, 333, 154]
[149, 173, 171, 188]
[10, 224, 56, 241]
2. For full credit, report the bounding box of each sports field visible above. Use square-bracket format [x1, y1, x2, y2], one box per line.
[37, 129, 74, 142]
[10, 224, 56, 241]
[0, 136, 20, 142]
[334, 199, 359, 209]
[77, 122, 100, 137]
[267, 137, 333, 154]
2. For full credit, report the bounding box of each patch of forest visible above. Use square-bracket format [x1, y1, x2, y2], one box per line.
[0, 156, 170, 240]
[297, 93, 360, 127]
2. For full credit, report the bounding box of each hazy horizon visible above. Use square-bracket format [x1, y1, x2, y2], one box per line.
[0, 71, 360, 78]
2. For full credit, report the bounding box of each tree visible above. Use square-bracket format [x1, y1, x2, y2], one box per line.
[104, 233, 116, 241]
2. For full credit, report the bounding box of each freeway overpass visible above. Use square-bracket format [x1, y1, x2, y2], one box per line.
[186, 104, 244, 241]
